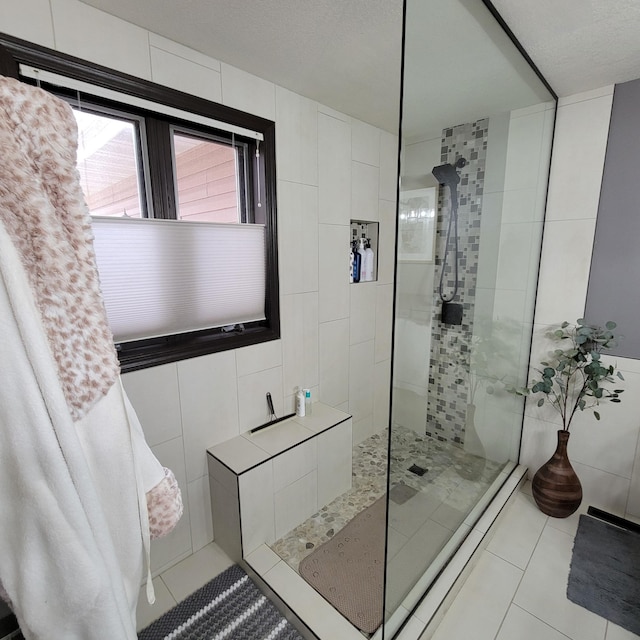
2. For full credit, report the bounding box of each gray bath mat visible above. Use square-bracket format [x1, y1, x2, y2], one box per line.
[138, 564, 303, 640]
[299, 496, 386, 634]
[567, 514, 640, 635]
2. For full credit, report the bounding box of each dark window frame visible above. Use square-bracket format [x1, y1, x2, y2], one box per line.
[0, 33, 280, 374]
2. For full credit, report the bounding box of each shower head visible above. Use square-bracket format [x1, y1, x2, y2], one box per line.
[431, 157, 467, 186]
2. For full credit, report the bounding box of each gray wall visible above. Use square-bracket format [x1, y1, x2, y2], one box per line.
[585, 78, 640, 358]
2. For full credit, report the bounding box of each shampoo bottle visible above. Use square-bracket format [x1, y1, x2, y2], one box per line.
[296, 387, 305, 417]
[358, 237, 368, 281]
[349, 243, 354, 283]
[304, 388, 312, 415]
[363, 238, 375, 282]
[352, 240, 361, 283]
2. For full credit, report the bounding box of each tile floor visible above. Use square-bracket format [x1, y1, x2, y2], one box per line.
[428, 482, 640, 640]
[136, 481, 640, 640]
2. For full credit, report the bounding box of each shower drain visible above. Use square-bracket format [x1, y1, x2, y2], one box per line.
[408, 463, 427, 476]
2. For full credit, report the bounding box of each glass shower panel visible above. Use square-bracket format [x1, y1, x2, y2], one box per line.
[384, 0, 556, 634]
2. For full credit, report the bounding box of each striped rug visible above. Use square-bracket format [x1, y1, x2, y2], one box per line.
[138, 565, 303, 640]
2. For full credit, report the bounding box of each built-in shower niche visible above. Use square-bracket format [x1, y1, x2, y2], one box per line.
[350, 219, 379, 283]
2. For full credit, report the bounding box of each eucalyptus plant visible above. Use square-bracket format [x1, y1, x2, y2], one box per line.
[509, 319, 624, 430]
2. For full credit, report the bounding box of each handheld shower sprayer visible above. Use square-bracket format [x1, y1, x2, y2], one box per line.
[432, 157, 467, 325]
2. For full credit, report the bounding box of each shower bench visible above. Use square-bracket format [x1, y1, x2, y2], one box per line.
[207, 402, 353, 561]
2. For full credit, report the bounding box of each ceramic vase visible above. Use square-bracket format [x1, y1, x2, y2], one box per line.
[532, 430, 582, 518]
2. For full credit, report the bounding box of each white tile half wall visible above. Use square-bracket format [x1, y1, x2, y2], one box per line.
[0, 0, 399, 574]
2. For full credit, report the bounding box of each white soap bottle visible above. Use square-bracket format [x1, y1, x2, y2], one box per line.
[358, 237, 368, 281]
[304, 388, 312, 415]
[295, 387, 306, 417]
[363, 238, 375, 282]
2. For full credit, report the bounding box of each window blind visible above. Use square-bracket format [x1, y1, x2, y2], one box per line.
[91, 217, 266, 343]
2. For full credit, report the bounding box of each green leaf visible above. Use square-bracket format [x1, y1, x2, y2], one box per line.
[610, 398, 621, 403]
[561, 321, 569, 328]
[606, 321, 617, 330]
[537, 398, 545, 407]
[577, 318, 585, 325]
[594, 411, 601, 420]
[554, 329, 564, 338]
[617, 371, 625, 380]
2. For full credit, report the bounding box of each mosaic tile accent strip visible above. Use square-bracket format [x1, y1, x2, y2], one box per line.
[270, 425, 502, 573]
[427, 119, 489, 444]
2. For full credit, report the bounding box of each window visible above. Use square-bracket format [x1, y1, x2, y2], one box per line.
[0, 34, 279, 372]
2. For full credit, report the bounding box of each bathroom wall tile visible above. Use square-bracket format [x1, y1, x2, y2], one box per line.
[275, 87, 318, 186]
[148, 33, 221, 71]
[207, 455, 237, 495]
[568, 371, 640, 479]
[281, 292, 319, 397]
[319, 223, 350, 322]
[501, 188, 538, 224]
[177, 351, 239, 482]
[235, 340, 283, 377]
[374, 360, 392, 433]
[379, 131, 399, 202]
[495, 222, 536, 292]
[237, 366, 284, 433]
[352, 161, 380, 222]
[51, 0, 152, 79]
[0, 0, 54, 47]
[475, 192, 502, 290]
[545, 92, 613, 222]
[318, 113, 351, 225]
[220, 62, 275, 120]
[150, 437, 193, 573]
[317, 420, 352, 507]
[403, 137, 442, 187]
[317, 104, 351, 124]
[349, 340, 375, 423]
[430, 551, 523, 640]
[274, 470, 318, 539]
[209, 476, 241, 561]
[239, 462, 275, 554]
[277, 180, 319, 295]
[122, 363, 182, 447]
[377, 199, 397, 285]
[483, 111, 510, 195]
[375, 284, 394, 362]
[503, 109, 546, 192]
[349, 281, 377, 345]
[245, 544, 281, 576]
[352, 119, 381, 166]
[150, 46, 222, 103]
[534, 218, 597, 326]
[319, 318, 350, 407]
[514, 525, 606, 640]
[272, 439, 317, 493]
[352, 414, 374, 446]
[187, 474, 214, 553]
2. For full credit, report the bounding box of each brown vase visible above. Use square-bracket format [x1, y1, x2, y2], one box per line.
[532, 430, 582, 518]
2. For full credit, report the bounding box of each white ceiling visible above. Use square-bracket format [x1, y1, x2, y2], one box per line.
[81, 0, 640, 136]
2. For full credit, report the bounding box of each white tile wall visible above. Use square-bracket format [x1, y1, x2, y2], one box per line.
[51, 0, 152, 79]
[350, 282, 377, 345]
[0, 0, 55, 47]
[319, 318, 350, 407]
[349, 339, 375, 423]
[11, 2, 398, 580]
[239, 462, 275, 554]
[317, 420, 353, 506]
[150, 46, 222, 103]
[318, 113, 352, 225]
[177, 351, 239, 482]
[220, 62, 275, 121]
[275, 87, 318, 185]
[274, 470, 318, 539]
[319, 223, 350, 322]
[277, 180, 319, 295]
